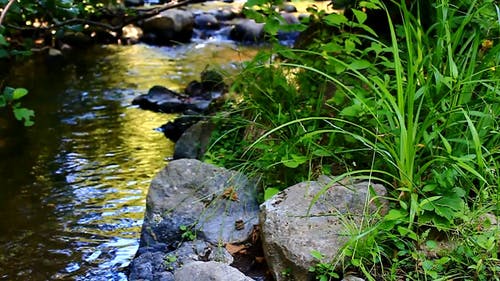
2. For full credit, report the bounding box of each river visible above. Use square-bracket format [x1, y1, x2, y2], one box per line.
[0, 42, 256, 280]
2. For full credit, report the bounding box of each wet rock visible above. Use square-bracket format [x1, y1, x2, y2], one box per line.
[276, 13, 302, 45]
[134, 68, 226, 114]
[194, 13, 220, 30]
[139, 159, 260, 248]
[128, 251, 174, 281]
[61, 31, 92, 46]
[229, 20, 264, 43]
[280, 3, 297, 13]
[214, 8, 238, 21]
[260, 177, 388, 281]
[159, 110, 202, 142]
[121, 24, 143, 44]
[174, 261, 253, 281]
[141, 9, 194, 45]
[132, 86, 186, 113]
[173, 120, 215, 160]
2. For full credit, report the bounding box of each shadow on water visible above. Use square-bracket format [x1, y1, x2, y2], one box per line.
[0, 42, 256, 280]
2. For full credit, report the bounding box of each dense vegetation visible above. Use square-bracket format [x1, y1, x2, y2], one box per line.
[205, 0, 500, 280]
[2, 0, 498, 279]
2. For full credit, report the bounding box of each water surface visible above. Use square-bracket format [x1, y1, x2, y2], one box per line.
[0, 42, 255, 280]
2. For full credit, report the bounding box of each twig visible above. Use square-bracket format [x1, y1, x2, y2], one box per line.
[5, 0, 193, 32]
[0, 0, 17, 26]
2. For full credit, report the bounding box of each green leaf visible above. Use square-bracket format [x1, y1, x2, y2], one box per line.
[422, 183, 437, 192]
[312, 149, 333, 157]
[324, 13, 348, 26]
[384, 209, 406, 221]
[245, 0, 268, 7]
[419, 196, 442, 211]
[281, 154, 308, 168]
[13, 107, 35, 126]
[351, 9, 367, 24]
[397, 226, 418, 240]
[310, 249, 324, 260]
[2, 86, 14, 100]
[264, 187, 280, 201]
[344, 38, 356, 54]
[349, 59, 371, 70]
[0, 34, 8, 46]
[439, 133, 452, 154]
[339, 103, 363, 117]
[0, 95, 5, 107]
[12, 88, 28, 100]
[264, 17, 281, 36]
[425, 240, 438, 250]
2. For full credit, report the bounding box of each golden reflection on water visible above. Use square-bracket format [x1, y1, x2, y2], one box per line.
[0, 34, 259, 281]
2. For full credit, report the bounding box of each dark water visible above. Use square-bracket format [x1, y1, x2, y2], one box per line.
[0, 43, 256, 280]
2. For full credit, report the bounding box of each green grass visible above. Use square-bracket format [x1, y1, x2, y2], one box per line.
[206, 0, 500, 279]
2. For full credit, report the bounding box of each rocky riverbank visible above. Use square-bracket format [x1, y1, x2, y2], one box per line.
[128, 158, 388, 281]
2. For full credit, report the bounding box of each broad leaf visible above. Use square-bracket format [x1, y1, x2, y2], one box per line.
[12, 88, 28, 100]
[349, 59, 371, 70]
[324, 13, 348, 26]
[264, 187, 280, 201]
[13, 107, 35, 126]
[351, 9, 367, 24]
[0, 34, 8, 46]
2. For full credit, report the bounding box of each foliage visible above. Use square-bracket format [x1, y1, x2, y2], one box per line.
[179, 224, 196, 241]
[206, 0, 500, 279]
[0, 85, 34, 126]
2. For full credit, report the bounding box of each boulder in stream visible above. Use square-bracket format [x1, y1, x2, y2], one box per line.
[141, 9, 194, 45]
[132, 85, 187, 113]
[229, 19, 264, 43]
[139, 159, 259, 248]
[129, 159, 260, 280]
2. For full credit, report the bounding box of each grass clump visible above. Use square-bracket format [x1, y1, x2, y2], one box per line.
[205, 0, 499, 279]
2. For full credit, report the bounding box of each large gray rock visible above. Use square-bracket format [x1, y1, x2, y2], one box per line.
[141, 9, 194, 45]
[174, 261, 254, 281]
[140, 159, 259, 248]
[260, 176, 388, 281]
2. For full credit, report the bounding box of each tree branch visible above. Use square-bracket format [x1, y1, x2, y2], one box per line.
[5, 0, 193, 32]
[0, 0, 17, 26]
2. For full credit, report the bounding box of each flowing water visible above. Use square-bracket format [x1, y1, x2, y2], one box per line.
[0, 42, 256, 280]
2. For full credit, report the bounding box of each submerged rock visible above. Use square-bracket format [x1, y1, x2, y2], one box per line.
[260, 177, 388, 281]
